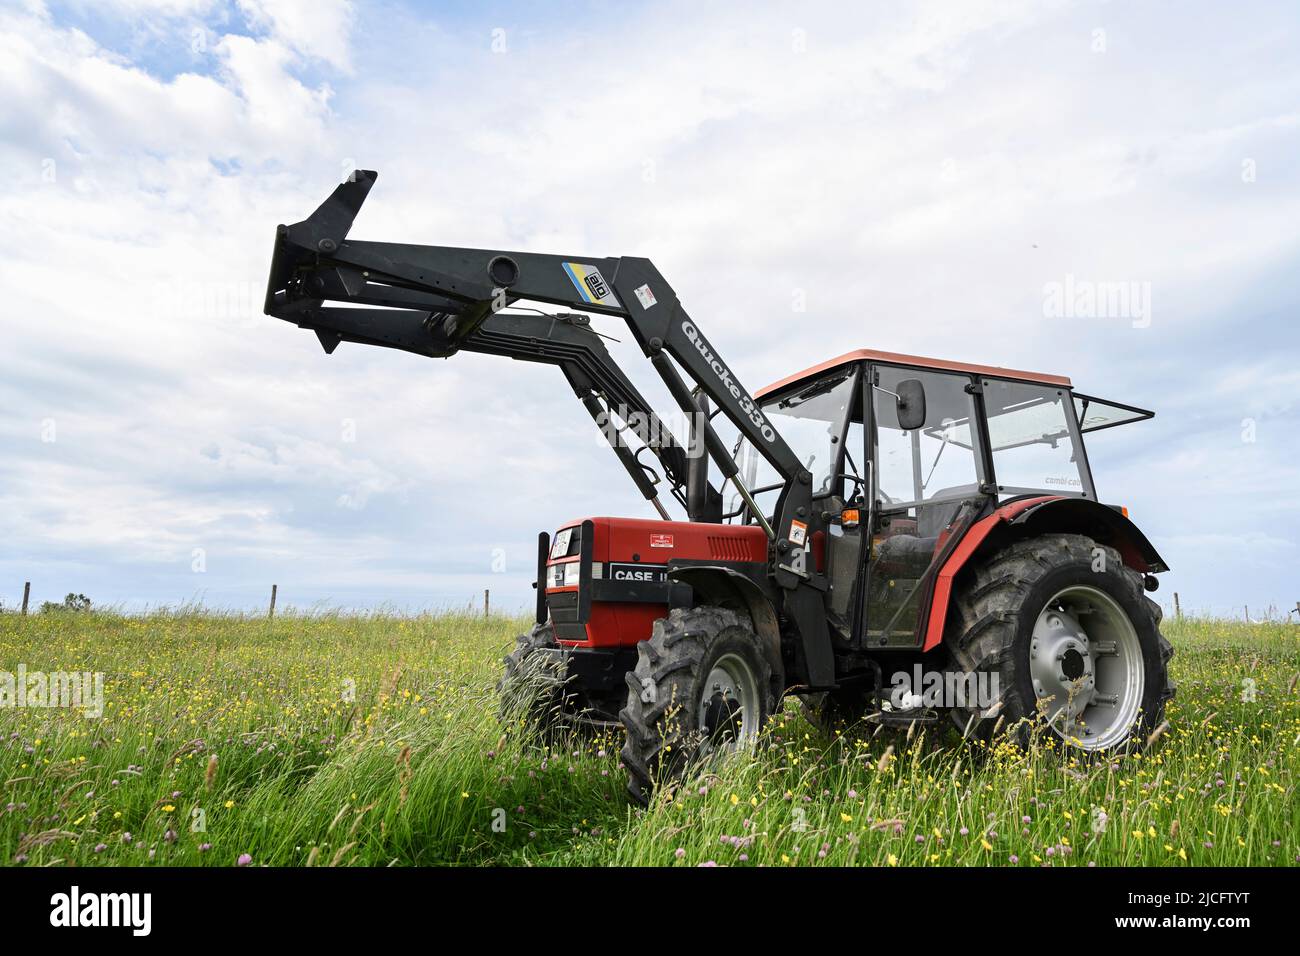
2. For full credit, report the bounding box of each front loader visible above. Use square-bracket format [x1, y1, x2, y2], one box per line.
[265, 171, 1174, 803]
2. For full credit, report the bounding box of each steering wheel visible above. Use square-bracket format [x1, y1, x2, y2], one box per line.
[824, 471, 868, 497]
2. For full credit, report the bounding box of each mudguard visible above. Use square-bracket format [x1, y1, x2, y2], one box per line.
[921, 496, 1168, 651]
[668, 565, 785, 691]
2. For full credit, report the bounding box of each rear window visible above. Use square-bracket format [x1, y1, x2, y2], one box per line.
[984, 380, 1087, 496]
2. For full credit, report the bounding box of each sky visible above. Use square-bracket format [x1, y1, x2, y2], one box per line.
[0, 0, 1297, 618]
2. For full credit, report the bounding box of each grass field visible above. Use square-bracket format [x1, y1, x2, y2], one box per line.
[1, 610, 1296, 867]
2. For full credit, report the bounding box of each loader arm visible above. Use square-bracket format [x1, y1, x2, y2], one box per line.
[264, 170, 835, 686]
[460, 309, 695, 517]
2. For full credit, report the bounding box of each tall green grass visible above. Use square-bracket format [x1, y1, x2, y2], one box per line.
[0, 611, 1295, 866]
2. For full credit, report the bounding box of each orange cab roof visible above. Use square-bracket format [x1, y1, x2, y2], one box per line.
[755, 348, 1072, 398]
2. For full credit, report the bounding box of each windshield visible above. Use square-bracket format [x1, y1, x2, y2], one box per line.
[731, 370, 858, 517]
[983, 379, 1091, 497]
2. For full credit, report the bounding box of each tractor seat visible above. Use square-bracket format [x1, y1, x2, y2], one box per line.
[917, 485, 981, 537]
[872, 531, 940, 577]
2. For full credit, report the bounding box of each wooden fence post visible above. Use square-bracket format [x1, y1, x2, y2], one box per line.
[21, 582, 30, 615]
[484, 588, 490, 618]
[1173, 592, 1181, 620]
[269, 584, 277, 619]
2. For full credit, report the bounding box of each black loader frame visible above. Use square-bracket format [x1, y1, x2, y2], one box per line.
[264, 170, 836, 687]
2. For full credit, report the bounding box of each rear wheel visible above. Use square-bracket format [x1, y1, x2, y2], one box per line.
[947, 533, 1174, 751]
[619, 607, 775, 804]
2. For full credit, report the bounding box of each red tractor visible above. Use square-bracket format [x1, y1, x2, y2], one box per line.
[266, 172, 1174, 803]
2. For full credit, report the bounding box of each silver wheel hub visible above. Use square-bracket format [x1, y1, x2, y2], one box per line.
[698, 652, 761, 751]
[1029, 586, 1144, 749]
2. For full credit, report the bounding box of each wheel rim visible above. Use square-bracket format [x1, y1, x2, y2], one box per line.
[698, 652, 761, 750]
[1029, 585, 1144, 750]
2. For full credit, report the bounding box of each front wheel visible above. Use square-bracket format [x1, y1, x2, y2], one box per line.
[497, 623, 572, 740]
[619, 607, 775, 804]
[947, 533, 1174, 751]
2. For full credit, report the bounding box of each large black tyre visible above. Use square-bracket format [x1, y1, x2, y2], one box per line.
[946, 533, 1174, 751]
[619, 607, 775, 805]
[496, 622, 572, 740]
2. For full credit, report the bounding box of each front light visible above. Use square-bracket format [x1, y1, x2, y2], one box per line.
[548, 561, 581, 588]
[547, 560, 603, 588]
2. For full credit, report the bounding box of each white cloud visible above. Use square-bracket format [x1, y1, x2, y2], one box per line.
[236, 0, 354, 71]
[1, 0, 1298, 612]
[61, 0, 218, 15]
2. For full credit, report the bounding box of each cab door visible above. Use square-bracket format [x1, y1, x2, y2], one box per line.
[863, 365, 991, 648]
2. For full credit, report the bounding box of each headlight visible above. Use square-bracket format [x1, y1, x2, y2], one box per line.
[547, 560, 602, 588]
[548, 561, 581, 588]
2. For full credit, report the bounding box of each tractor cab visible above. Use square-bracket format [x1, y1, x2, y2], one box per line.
[735, 350, 1155, 648]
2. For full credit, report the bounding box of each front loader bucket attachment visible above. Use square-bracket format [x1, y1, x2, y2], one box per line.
[263, 169, 500, 357]
[263, 169, 376, 320]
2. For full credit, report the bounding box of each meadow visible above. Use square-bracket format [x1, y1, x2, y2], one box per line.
[1, 610, 1296, 867]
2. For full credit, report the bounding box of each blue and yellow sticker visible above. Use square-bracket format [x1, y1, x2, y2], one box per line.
[562, 261, 621, 308]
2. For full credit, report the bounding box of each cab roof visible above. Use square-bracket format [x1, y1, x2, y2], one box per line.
[755, 348, 1072, 399]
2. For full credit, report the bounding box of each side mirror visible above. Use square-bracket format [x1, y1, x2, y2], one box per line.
[896, 379, 927, 430]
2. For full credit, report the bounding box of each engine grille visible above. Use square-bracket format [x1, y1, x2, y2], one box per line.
[707, 535, 751, 562]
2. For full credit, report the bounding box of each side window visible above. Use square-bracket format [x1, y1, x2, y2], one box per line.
[984, 381, 1086, 496]
[873, 368, 980, 506]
